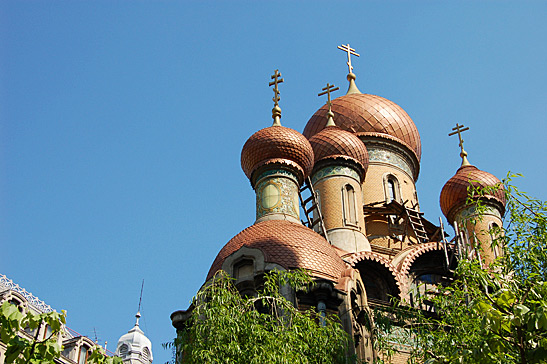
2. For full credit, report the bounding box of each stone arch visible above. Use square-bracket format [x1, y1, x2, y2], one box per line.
[398, 242, 448, 278]
[398, 242, 455, 306]
[346, 251, 406, 301]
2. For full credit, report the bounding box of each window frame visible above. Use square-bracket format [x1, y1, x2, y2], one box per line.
[383, 174, 401, 203]
[342, 184, 359, 227]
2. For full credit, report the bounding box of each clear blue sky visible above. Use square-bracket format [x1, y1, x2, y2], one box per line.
[1, 1, 546, 363]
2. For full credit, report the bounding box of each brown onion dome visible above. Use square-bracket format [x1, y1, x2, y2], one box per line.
[241, 125, 314, 186]
[308, 125, 369, 180]
[440, 165, 506, 223]
[207, 220, 347, 282]
[303, 93, 421, 163]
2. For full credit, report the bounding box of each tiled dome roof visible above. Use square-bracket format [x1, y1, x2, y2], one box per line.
[308, 126, 369, 179]
[303, 93, 421, 163]
[207, 220, 346, 282]
[440, 165, 506, 223]
[241, 125, 314, 185]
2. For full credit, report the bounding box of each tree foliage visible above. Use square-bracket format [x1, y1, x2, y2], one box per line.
[374, 175, 547, 364]
[0, 301, 122, 364]
[171, 270, 353, 364]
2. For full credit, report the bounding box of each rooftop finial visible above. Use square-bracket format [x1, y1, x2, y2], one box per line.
[318, 83, 339, 127]
[337, 43, 361, 95]
[448, 123, 471, 167]
[269, 69, 284, 126]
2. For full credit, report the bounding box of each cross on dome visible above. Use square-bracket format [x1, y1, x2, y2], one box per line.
[337, 43, 361, 95]
[269, 69, 284, 126]
[337, 43, 360, 74]
[318, 83, 339, 127]
[448, 123, 471, 166]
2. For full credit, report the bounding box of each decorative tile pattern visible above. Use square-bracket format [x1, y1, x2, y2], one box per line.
[457, 205, 502, 222]
[440, 165, 505, 222]
[255, 175, 300, 220]
[207, 220, 346, 281]
[311, 165, 360, 185]
[255, 168, 296, 183]
[241, 125, 314, 180]
[367, 147, 412, 176]
[308, 126, 368, 178]
[303, 93, 421, 162]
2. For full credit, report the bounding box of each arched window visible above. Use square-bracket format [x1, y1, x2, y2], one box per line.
[342, 184, 358, 226]
[119, 344, 128, 357]
[387, 179, 395, 201]
[142, 347, 151, 364]
[384, 175, 400, 203]
[489, 222, 502, 258]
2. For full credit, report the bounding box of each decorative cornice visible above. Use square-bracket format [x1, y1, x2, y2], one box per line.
[359, 136, 420, 181]
[0, 274, 53, 313]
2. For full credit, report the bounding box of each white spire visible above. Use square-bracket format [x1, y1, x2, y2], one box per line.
[115, 312, 153, 364]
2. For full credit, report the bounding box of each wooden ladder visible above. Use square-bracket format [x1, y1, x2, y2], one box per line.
[299, 177, 329, 243]
[404, 206, 429, 244]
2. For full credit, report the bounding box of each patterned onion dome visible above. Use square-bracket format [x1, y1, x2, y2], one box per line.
[303, 93, 421, 163]
[241, 125, 314, 185]
[308, 125, 369, 179]
[207, 220, 347, 282]
[440, 165, 506, 223]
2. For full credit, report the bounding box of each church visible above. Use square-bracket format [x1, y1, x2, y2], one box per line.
[170, 44, 506, 362]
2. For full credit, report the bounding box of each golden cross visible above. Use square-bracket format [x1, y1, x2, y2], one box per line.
[448, 123, 470, 154]
[318, 83, 339, 111]
[269, 69, 284, 107]
[337, 43, 360, 74]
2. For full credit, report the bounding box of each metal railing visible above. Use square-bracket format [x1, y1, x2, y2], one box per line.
[0, 274, 54, 313]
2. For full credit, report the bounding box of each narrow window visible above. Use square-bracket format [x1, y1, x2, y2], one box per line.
[78, 346, 89, 364]
[343, 184, 358, 226]
[142, 347, 151, 363]
[317, 301, 327, 327]
[387, 179, 395, 201]
[490, 222, 501, 258]
[384, 175, 400, 203]
[44, 324, 53, 340]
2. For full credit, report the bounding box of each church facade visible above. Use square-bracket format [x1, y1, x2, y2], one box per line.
[171, 44, 505, 362]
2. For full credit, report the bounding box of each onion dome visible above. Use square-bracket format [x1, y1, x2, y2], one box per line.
[308, 125, 369, 179]
[303, 93, 421, 163]
[440, 165, 506, 223]
[241, 125, 314, 186]
[115, 312, 153, 364]
[207, 220, 347, 282]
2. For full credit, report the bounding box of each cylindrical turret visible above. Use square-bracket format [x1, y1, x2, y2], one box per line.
[440, 125, 506, 265]
[440, 163, 506, 265]
[241, 124, 314, 223]
[308, 115, 370, 253]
